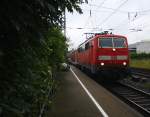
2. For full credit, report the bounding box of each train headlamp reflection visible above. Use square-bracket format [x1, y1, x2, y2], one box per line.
[123, 62, 127, 66]
[101, 62, 104, 66]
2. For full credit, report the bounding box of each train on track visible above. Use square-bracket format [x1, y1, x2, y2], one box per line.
[68, 31, 130, 80]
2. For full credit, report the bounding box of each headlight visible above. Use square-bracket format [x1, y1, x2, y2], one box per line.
[98, 56, 111, 60]
[117, 55, 127, 60]
[101, 62, 104, 66]
[123, 62, 127, 66]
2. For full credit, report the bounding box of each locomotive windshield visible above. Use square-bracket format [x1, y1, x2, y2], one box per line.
[113, 38, 126, 48]
[100, 38, 113, 48]
[99, 37, 126, 48]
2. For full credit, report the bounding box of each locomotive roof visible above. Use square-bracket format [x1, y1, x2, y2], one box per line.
[78, 34, 127, 47]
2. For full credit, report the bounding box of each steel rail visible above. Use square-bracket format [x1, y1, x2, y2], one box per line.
[130, 67, 150, 78]
[109, 82, 150, 116]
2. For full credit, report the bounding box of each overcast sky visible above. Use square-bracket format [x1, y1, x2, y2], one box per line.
[66, 0, 150, 49]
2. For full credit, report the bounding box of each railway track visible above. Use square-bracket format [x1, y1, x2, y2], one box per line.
[131, 67, 150, 78]
[85, 66, 150, 116]
[108, 82, 150, 116]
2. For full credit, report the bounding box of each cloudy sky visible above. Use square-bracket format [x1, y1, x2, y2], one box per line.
[66, 0, 150, 49]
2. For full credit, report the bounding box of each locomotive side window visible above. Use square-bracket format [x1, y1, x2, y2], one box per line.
[113, 38, 126, 48]
[81, 44, 85, 51]
[78, 43, 85, 52]
[85, 42, 90, 50]
[99, 38, 113, 48]
[77, 47, 81, 52]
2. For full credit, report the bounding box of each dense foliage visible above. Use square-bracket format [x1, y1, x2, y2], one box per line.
[0, 0, 88, 116]
[130, 52, 150, 59]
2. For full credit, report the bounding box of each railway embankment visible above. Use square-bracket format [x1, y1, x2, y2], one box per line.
[130, 53, 150, 69]
[127, 53, 150, 92]
[121, 67, 150, 94]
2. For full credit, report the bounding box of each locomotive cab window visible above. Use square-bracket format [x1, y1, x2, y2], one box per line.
[99, 37, 127, 48]
[77, 47, 81, 52]
[113, 38, 126, 48]
[85, 42, 90, 50]
[99, 38, 113, 48]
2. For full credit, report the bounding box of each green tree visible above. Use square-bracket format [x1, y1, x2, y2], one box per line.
[0, 0, 88, 116]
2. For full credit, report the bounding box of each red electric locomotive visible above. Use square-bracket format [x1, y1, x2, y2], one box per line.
[70, 32, 130, 80]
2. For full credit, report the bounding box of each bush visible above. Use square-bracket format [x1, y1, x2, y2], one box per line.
[130, 52, 150, 59]
[0, 28, 67, 116]
[0, 0, 87, 116]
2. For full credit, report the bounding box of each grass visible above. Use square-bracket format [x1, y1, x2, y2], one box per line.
[143, 82, 150, 89]
[130, 59, 150, 69]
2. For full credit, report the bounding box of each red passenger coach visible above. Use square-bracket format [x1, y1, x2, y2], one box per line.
[69, 32, 130, 80]
[68, 50, 78, 65]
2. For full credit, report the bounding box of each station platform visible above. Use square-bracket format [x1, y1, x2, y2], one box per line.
[47, 66, 144, 117]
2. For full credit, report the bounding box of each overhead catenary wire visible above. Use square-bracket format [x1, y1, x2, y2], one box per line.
[83, 16, 92, 28]
[66, 27, 127, 32]
[88, 3, 150, 14]
[91, 0, 129, 32]
[83, 0, 107, 30]
[93, 0, 107, 31]
[95, 0, 106, 10]
[82, 0, 150, 33]
[69, 1, 150, 34]
[66, 27, 101, 30]
[88, 1, 150, 33]
[82, 1, 92, 30]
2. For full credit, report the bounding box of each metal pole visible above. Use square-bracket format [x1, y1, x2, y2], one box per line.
[64, 8, 66, 38]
